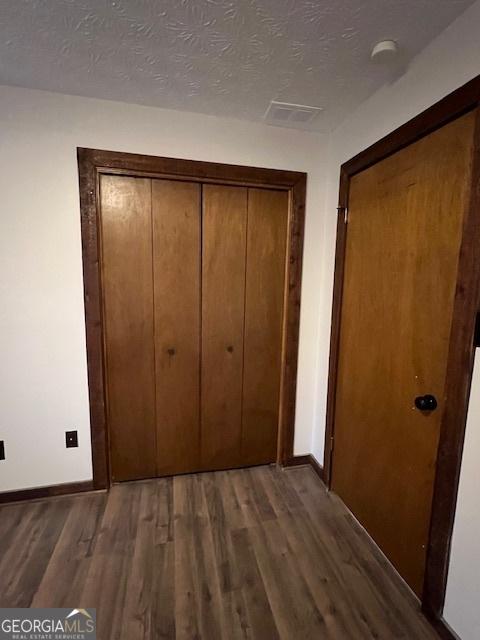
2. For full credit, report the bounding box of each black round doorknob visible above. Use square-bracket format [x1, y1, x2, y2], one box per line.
[414, 394, 438, 412]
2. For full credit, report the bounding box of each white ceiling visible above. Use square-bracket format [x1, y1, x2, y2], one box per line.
[0, 0, 475, 131]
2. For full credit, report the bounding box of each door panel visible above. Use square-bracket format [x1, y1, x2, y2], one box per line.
[331, 111, 476, 595]
[242, 188, 288, 465]
[100, 175, 156, 481]
[201, 185, 247, 469]
[152, 180, 201, 475]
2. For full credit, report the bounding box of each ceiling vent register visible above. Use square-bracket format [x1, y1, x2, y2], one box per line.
[264, 100, 324, 125]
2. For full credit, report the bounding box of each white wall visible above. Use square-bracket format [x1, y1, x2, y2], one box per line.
[0, 85, 328, 492]
[444, 356, 480, 639]
[312, 2, 480, 637]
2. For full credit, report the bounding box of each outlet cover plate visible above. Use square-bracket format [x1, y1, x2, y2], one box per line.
[65, 430, 78, 448]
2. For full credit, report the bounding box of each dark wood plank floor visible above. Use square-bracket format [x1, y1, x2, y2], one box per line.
[0, 465, 438, 639]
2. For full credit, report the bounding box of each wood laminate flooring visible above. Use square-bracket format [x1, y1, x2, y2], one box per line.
[0, 465, 439, 639]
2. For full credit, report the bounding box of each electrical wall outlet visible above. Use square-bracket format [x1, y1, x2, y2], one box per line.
[65, 430, 78, 448]
[0, 441, 4, 460]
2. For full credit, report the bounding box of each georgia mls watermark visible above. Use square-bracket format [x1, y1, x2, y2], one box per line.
[0, 609, 96, 640]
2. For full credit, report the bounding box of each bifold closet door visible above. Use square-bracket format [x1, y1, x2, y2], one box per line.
[201, 186, 288, 469]
[101, 175, 289, 481]
[100, 175, 157, 481]
[152, 179, 201, 476]
[201, 185, 247, 469]
[101, 176, 201, 480]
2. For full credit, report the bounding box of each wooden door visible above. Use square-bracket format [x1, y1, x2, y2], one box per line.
[331, 112, 476, 595]
[100, 176, 289, 481]
[201, 185, 247, 469]
[152, 180, 201, 476]
[242, 188, 289, 465]
[100, 175, 157, 481]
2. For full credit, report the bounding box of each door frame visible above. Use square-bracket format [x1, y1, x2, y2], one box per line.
[77, 148, 307, 489]
[324, 75, 480, 625]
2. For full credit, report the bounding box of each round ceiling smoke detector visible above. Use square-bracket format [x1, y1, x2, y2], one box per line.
[371, 40, 398, 62]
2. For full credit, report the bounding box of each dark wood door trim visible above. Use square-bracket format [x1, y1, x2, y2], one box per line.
[324, 75, 480, 622]
[77, 148, 307, 490]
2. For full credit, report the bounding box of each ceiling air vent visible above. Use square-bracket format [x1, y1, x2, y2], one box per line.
[264, 101, 323, 126]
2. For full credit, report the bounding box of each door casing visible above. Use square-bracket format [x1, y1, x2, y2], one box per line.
[324, 75, 480, 626]
[77, 149, 306, 489]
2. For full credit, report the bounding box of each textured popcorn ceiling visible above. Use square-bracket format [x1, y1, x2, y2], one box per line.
[0, 0, 475, 131]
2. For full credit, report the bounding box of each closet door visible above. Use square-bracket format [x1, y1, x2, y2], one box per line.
[152, 180, 201, 475]
[100, 176, 289, 481]
[201, 185, 247, 469]
[100, 175, 156, 481]
[241, 189, 288, 465]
